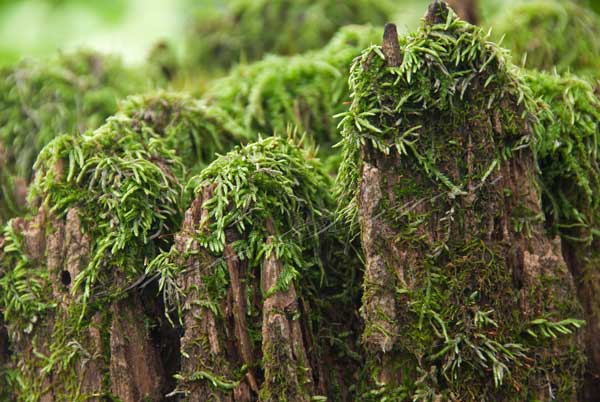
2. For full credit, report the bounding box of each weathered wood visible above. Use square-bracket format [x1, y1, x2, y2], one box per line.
[447, 0, 479, 24]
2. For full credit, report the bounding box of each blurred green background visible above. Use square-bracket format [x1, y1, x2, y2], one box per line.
[0, 0, 201, 66]
[0, 0, 599, 67]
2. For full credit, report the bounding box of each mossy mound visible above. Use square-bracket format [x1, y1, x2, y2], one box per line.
[185, 0, 395, 70]
[0, 115, 184, 400]
[206, 25, 381, 171]
[492, 0, 600, 77]
[118, 91, 250, 174]
[0, 50, 156, 224]
[337, 5, 585, 400]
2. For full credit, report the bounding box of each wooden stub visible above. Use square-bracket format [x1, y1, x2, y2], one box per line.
[382, 23, 402, 68]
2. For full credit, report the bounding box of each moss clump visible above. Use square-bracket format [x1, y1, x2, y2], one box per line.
[337, 5, 585, 400]
[185, 0, 395, 70]
[0, 114, 184, 400]
[187, 135, 329, 268]
[32, 119, 184, 299]
[205, 26, 380, 171]
[492, 0, 600, 77]
[118, 91, 250, 174]
[527, 72, 600, 241]
[0, 50, 156, 224]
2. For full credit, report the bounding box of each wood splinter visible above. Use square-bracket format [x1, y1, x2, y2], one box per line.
[382, 23, 402, 67]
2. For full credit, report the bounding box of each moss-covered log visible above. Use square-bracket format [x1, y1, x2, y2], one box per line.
[185, 0, 395, 71]
[337, 3, 586, 400]
[0, 50, 157, 225]
[527, 71, 600, 401]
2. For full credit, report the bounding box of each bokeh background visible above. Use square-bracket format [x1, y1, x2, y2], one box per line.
[4, 0, 597, 68]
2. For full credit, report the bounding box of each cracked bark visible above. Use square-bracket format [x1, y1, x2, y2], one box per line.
[175, 188, 254, 402]
[174, 186, 321, 401]
[562, 237, 600, 401]
[260, 220, 313, 402]
[5, 207, 166, 401]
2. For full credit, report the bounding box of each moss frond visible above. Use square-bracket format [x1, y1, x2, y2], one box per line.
[527, 71, 600, 242]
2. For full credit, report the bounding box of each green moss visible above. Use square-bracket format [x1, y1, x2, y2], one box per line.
[153, 134, 330, 306]
[206, 25, 381, 171]
[185, 0, 396, 70]
[0, 224, 52, 337]
[0, 50, 157, 224]
[492, 0, 600, 77]
[32, 117, 184, 309]
[118, 91, 250, 174]
[526, 71, 600, 243]
[151, 134, 363, 400]
[337, 6, 585, 400]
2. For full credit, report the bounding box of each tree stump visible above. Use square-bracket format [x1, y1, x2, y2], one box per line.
[337, 4, 585, 400]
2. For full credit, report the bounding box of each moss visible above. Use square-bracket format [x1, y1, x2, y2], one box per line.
[526, 68, 600, 400]
[118, 91, 250, 174]
[205, 25, 381, 172]
[491, 0, 600, 77]
[185, 0, 396, 70]
[32, 117, 184, 309]
[153, 134, 330, 309]
[526, 71, 600, 242]
[0, 50, 157, 224]
[338, 5, 585, 400]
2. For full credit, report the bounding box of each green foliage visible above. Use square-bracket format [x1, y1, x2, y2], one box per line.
[206, 25, 380, 170]
[336, 8, 532, 229]
[337, 8, 585, 400]
[192, 135, 328, 271]
[0, 111, 187, 399]
[0, 50, 155, 224]
[148, 134, 363, 399]
[527, 71, 600, 243]
[492, 0, 600, 77]
[185, 0, 396, 70]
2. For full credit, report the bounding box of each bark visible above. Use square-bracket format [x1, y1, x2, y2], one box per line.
[173, 188, 319, 401]
[562, 238, 600, 401]
[174, 188, 252, 402]
[260, 222, 313, 402]
[447, 0, 479, 24]
[5, 207, 167, 401]
[109, 295, 165, 401]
